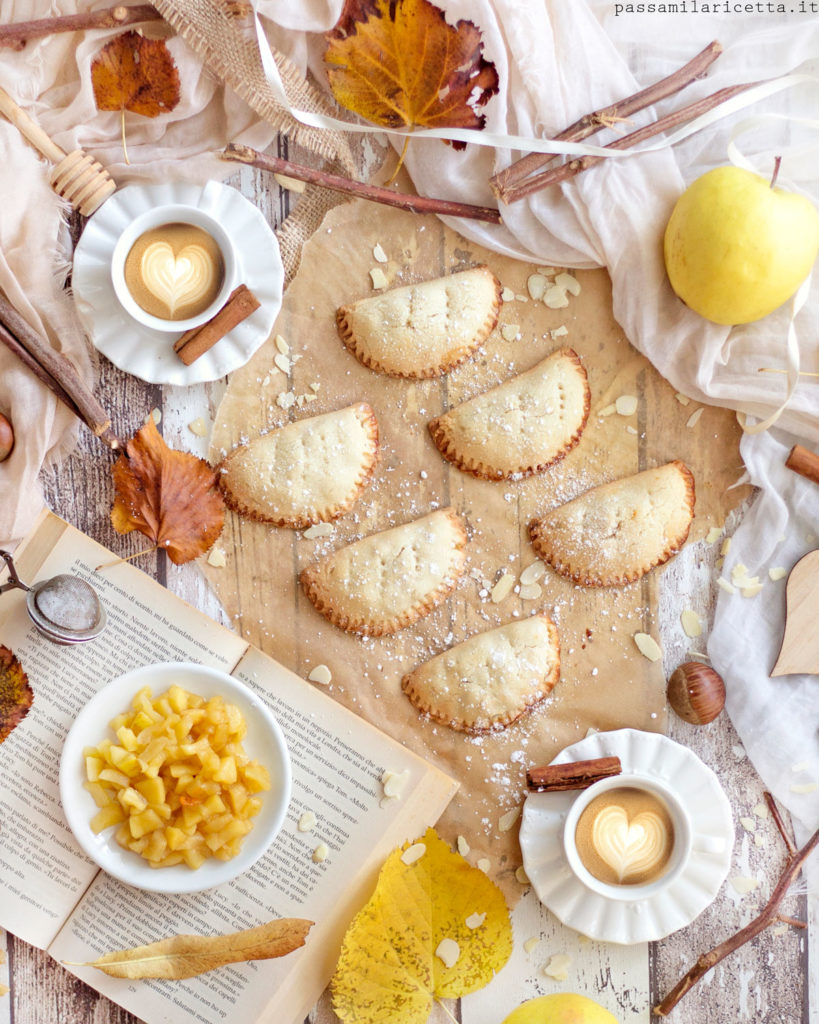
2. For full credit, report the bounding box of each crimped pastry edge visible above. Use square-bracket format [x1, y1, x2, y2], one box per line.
[299, 507, 468, 636]
[401, 614, 561, 734]
[335, 265, 502, 379]
[217, 402, 380, 529]
[427, 347, 591, 480]
[528, 461, 696, 588]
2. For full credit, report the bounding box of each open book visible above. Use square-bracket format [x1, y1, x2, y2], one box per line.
[0, 511, 457, 1024]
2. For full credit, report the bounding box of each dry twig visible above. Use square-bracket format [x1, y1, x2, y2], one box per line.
[221, 144, 503, 225]
[654, 791, 817, 1016]
[0, 5, 162, 49]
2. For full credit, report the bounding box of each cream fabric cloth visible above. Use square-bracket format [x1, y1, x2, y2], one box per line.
[0, 0, 279, 545]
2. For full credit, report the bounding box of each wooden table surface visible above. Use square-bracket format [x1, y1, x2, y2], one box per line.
[1, 162, 814, 1024]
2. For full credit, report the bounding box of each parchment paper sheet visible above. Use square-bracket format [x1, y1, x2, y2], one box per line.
[207, 200, 747, 898]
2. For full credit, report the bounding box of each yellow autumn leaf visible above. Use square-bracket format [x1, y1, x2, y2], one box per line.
[331, 827, 512, 1023]
[74, 918, 313, 980]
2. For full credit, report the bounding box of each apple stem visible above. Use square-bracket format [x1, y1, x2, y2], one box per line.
[770, 155, 781, 189]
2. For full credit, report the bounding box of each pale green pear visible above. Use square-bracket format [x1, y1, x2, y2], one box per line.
[663, 165, 819, 325]
[501, 993, 620, 1024]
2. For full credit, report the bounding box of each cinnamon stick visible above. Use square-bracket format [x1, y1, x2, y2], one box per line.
[785, 444, 819, 487]
[499, 80, 760, 202]
[526, 756, 622, 792]
[0, 292, 120, 450]
[0, 4, 162, 50]
[173, 284, 260, 365]
[491, 40, 723, 202]
[221, 145, 503, 225]
[654, 792, 819, 1016]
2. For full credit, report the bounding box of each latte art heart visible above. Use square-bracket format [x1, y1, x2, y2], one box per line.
[591, 805, 670, 884]
[141, 241, 217, 317]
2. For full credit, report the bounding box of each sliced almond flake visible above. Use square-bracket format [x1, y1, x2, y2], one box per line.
[310, 381, 321, 392]
[633, 632, 662, 662]
[477, 857, 490, 873]
[730, 562, 749, 583]
[435, 938, 460, 969]
[514, 293, 529, 303]
[262, 373, 271, 386]
[491, 571, 516, 603]
[500, 323, 520, 342]
[457, 835, 470, 857]
[303, 393, 318, 403]
[686, 407, 704, 428]
[543, 284, 569, 309]
[274, 334, 290, 355]
[499, 806, 521, 833]
[769, 566, 788, 581]
[297, 811, 316, 833]
[598, 403, 617, 417]
[625, 425, 638, 435]
[369, 267, 388, 289]
[790, 782, 819, 794]
[715, 557, 725, 570]
[674, 392, 691, 406]
[720, 537, 732, 557]
[308, 664, 332, 686]
[520, 561, 546, 585]
[739, 816, 756, 832]
[741, 583, 764, 598]
[551, 325, 569, 338]
[273, 172, 306, 193]
[401, 842, 426, 866]
[501, 286, 516, 302]
[276, 391, 296, 409]
[544, 953, 572, 981]
[527, 273, 548, 302]
[465, 912, 486, 930]
[523, 937, 540, 954]
[312, 842, 329, 863]
[730, 876, 759, 895]
[515, 865, 530, 885]
[791, 760, 810, 772]
[304, 522, 335, 539]
[146, 408, 161, 425]
[686, 650, 710, 662]
[519, 583, 543, 601]
[274, 353, 291, 374]
[752, 802, 770, 819]
[382, 768, 410, 799]
[615, 394, 638, 416]
[681, 609, 702, 638]
[296, 395, 306, 407]
[206, 546, 226, 568]
[706, 526, 723, 544]
[187, 417, 208, 437]
[555, 271, 580, 296]
[372, 242, 388, 263]
[754, 833, 766, 847]
[717, 577, 736, 594]
[537, 266, 557, 276]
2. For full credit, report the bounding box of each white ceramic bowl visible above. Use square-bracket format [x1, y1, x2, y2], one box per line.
[59, 662, 291, 894]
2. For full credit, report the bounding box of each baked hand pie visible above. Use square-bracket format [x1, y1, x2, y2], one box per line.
[217, 402, 379, 528]
[336, 265, 502, 378]
[428, 347, 590, 479]
[528, 461, 696, 587]
[402, 615, 560, 733]
[300, 508, 468, 636]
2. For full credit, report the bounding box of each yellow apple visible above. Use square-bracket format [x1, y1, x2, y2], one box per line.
[501, 993, 620, 1024]
[663, 165, 819, 325]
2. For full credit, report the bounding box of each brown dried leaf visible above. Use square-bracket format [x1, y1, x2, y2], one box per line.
[111, 418, 225, 565]
[0, 645, 33, 744]
[325, 0, 498, 149]
[81, 918, 313, 980]
[91, 30, 180, 118]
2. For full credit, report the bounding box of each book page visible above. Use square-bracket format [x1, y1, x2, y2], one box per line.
[0, 513, 247, 948]
[50, 645, 457, 1024]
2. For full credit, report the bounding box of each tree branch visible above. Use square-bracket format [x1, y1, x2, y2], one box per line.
[490, 40, 723, 202]
[654, 795, 819, 1016]
[220, 144, 502, 225]
[0, 5, 162, 50]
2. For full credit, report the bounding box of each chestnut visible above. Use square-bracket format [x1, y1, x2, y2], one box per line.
[667, 662, 725, 725]
[0, 412, 13, 462]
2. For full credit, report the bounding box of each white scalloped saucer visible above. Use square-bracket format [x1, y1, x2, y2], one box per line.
[519, 728, 734, 944]
[72, 182, 283, 385]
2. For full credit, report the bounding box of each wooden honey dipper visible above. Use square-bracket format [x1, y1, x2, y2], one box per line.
[0, 83, 115, 215]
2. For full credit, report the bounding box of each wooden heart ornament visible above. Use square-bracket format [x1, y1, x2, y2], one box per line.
[771, 550, 819, 677]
